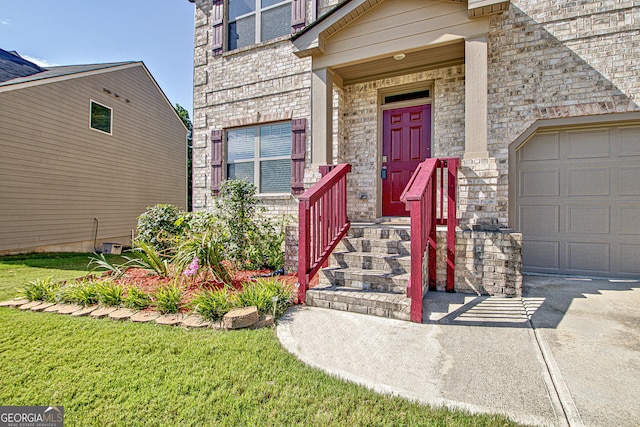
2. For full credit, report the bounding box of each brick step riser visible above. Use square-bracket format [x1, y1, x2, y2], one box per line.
[306, 290, 410, 321]
[319, 269, 408, 294]
[348, 227, 411, 241]
[329, 253, 410, 274]
[337, 238, 411, 255]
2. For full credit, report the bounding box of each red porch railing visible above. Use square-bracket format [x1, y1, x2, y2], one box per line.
[297, 163, 352, 303]
[400, 157, 459, 322]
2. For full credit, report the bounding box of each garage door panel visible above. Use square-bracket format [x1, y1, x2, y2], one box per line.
[567, 168, 610, 196]
[619, 166, 640, 196]
[523, 241, 559, 269]
[567, 129, 611, 159]
[567, 205, 610, 234]
[619, 205, 640, 235]
[567, 242, 610, 273]
[618, 126, 640, 156]
[518, 132, 559, 161]
[517, 122, 640, 278]
[519, 205, 559, 234]
[520, 170, 560, 197]
[618, 244, 640, 274]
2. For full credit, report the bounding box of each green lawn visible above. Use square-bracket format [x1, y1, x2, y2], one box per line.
[0, 252, 124, 301]
[0, 253, 523, 426]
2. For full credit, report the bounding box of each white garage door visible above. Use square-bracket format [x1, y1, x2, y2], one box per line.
[515, 123, 640, 278]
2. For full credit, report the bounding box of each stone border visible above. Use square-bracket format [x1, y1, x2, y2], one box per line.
[0, 298, 274, 331]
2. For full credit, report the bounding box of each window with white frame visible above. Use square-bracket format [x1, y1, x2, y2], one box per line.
[226, 122, 291, 193]
[228, 0, 292, 50]
[90, 100, 112, 134]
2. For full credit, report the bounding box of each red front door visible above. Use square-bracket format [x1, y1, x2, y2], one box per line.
[381, 104, 431, 216]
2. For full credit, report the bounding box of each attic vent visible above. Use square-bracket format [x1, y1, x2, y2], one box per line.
[384, 90, 430, 104]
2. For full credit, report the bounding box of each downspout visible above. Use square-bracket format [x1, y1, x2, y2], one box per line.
[93, 217, 99, 253]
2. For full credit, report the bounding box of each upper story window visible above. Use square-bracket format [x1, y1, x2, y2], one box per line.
[226, 122, 291, 193]
[90, 100, 112, 135]
[228, 0, 292, 50]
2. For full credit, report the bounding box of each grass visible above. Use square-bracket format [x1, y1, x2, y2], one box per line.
[0, 253, 523, 426]
[0, 252, 124, 301]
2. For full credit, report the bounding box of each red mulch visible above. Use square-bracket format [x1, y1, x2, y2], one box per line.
[110, 267, 298, 306]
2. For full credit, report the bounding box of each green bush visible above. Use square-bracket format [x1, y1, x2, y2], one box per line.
[235, 278, 293, 318]
[123, 287, 152, 310]
[247, 219, 285, 270]
[154, 282, 183, 314]
[215, 180, 260, 265]
[61, 279, 101, 306]
[191, 288, 234, 321]
[215, 179, 285, 270]
[96, 280, 124, 307]
[22, 277, 62, 302]
[136, 204, 184, 253]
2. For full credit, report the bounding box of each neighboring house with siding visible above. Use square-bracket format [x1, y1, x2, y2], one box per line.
[0, 49, 188, 254]
[189, 0, 640, 319]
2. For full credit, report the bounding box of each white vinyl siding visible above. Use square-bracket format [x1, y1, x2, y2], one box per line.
[226, 122, 291, 193]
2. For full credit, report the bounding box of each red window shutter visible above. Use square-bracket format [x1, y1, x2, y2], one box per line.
[212, 0, 224, 56]
[291, 0, 306, 33]
[211, 129, 223, 195]
[291, 118, 306, 195]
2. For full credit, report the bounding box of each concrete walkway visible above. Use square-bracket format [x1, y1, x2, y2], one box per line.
[277, 275, 640, 426]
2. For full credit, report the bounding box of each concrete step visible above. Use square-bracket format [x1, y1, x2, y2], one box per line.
[337, 236, 411, 255]
[306, 283, 411, 321]
[330, 251, 411, 274]
[320, 267, 408, 294]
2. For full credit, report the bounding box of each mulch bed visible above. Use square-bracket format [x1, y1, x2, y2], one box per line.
[109, 267, 298, 307]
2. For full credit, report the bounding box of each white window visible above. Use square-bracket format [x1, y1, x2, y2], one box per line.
[226, 122, 291, 193]
[90, 100, 112, 135]
[228, 0, 291, 50]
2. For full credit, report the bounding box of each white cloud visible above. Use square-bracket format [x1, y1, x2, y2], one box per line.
[1, 19, 10, 25]
[21, 55, 59, 68]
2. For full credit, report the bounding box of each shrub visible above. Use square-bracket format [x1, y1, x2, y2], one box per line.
[123, 286, 152, 310]
[215, 179, 285, 270]
[124, 241, 171, 277]
[175, 210, 217, 235]
[61, 279, 101, 306]
[236, 278, 293, 318]
[22, 277, 62, 302]
[154, 282, 183, 314]
[246, 218, 285, 271]
[136, 204, 184, 252]
[96, 280, 124, 307]
[173, 226, 231, 285]
[88, 253, 128, 279]
[215, 179, 260, 265]
[191, 288, 234, 321]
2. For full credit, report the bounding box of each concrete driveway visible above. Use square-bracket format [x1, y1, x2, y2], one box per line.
[277, 275, 640, 426]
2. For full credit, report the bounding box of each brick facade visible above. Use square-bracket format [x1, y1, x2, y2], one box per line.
[192, 0, 640, 294]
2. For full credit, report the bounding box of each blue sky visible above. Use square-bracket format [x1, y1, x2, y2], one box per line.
[1, 0, 195, 117]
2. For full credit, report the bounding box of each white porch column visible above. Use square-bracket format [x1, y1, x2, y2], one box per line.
[464, 36, 489, 159]
[311, 67, 334, 165]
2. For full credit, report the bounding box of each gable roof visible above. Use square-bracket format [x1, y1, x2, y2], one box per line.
[0, 57, 188, 132]
[0, 61, 135, 88]
[292, 0, 508, 58]
[0, 48, 44, 82]
[292, 0, 384, 57]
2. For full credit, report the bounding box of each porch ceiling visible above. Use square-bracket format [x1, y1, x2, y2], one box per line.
[333, 41, 464, 85]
